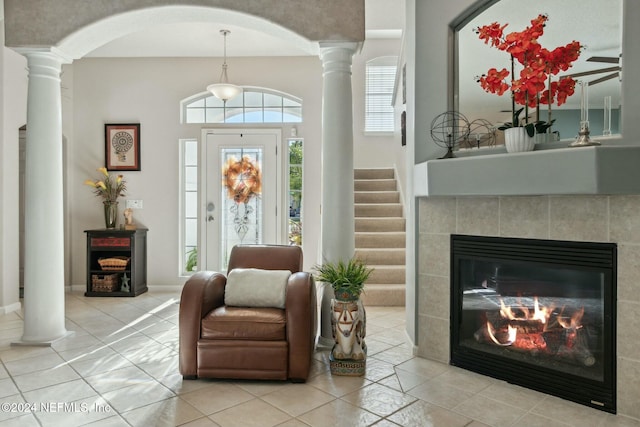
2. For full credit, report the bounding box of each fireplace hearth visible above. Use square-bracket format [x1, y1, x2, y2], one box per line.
[450, 234, 617, 413]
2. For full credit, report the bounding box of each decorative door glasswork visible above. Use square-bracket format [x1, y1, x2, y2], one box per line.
[204, 130, 280, 271]
[220, 148, 263, 265]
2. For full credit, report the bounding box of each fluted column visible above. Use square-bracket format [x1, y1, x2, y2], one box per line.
[318, 43, 358, 345]
[18, 50, 70, 344]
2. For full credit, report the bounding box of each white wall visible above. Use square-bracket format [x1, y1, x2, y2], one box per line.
[66, 56, 325, 287]
[352, 38, 402, 169]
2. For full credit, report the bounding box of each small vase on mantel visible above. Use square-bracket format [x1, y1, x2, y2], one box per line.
[103, 201, 118, 229]
[504, 127, 536, 153]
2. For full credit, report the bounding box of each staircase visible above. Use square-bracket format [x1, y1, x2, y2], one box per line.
[354, 168, 406, 306]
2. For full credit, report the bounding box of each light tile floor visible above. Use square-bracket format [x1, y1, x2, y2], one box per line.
[0, 291, 638, 427]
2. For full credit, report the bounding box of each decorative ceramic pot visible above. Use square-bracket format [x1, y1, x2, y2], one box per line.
[504, 127, 536, 153]
[330, 298, 366, 361]
[104, 201, 118, 229]
[333, 289, 360, 302]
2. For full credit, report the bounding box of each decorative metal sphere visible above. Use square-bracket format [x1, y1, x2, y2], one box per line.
[430, 111, 471, 149]
[465, 118, 497, 149]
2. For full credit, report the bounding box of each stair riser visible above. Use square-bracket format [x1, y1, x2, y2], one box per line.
[355, 205, 403, 217]
[356, 249, 406, 265]
[355, 219, 406, 232]
[354, 169, 394, 180]
[361, 285, 405, 306]
[355, 180, 397, 191]
[356, 233, 405, 248]
[368, 268, 406, 284]
[355, 192, 400, 204]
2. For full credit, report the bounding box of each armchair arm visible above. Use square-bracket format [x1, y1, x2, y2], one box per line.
[285, 272, 318, 382]
[179, 271, 227, 377]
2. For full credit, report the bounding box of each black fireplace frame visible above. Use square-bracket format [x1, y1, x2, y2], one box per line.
[450, 234, 617, 413]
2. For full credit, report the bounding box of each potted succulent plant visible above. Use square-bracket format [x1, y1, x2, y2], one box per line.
[314, 257, 372, 301]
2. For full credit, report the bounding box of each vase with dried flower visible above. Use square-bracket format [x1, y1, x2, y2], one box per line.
[475, 14, 582, 152]
[84, 167, 127, 229]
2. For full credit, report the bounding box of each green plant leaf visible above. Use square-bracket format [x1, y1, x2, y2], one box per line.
[313, 256, 373, 298]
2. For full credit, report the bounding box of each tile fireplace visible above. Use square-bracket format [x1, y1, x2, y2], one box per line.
[450, 234, 617, 413]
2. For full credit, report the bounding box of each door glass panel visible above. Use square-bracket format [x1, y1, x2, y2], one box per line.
[220, 148, 263, 267]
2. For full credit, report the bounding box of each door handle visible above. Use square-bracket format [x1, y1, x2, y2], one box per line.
[208, 215, 214, 222]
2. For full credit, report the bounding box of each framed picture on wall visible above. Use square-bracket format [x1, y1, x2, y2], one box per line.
[401, 110, 406, 146]
[105, 123, 140, 171]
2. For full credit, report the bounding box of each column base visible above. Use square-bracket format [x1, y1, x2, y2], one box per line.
[12, 330, 75, 347]
[317, 335, 335, 350]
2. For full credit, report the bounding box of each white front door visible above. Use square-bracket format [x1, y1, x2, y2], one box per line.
[201, 129, 281, 271]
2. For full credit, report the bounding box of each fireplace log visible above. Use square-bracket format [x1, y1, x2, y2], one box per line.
[574, 344, 596, 367]
[509, 320, 545, 334]
[556, 344, 596, 367]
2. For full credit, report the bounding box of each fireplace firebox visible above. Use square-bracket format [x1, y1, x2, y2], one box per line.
[450, 235, 616, 413]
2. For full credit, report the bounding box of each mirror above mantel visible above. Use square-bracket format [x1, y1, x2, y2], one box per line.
[455, 0, 623, 145]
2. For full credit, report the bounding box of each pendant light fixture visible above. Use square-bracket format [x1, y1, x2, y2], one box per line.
[207, 29, 242, 102]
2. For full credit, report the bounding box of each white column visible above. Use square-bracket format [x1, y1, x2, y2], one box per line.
[19, 50, 70, 344]
[318, 43, 358, 345]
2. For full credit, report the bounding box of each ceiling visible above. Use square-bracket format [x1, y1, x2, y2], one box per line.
[85, 0, 404, 58]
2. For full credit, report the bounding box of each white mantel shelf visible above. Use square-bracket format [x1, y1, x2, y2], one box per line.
[414, 145, 640, 197]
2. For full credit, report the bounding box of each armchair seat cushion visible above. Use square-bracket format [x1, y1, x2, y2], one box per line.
[201, 306, 286, 341]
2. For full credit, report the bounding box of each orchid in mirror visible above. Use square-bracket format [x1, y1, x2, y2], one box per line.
[475, 14, 582, 137]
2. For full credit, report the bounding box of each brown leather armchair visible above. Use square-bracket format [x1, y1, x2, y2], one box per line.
[179, 244, 317, 382]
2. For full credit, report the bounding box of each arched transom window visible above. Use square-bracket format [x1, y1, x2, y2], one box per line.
[182, 87, 302, 124]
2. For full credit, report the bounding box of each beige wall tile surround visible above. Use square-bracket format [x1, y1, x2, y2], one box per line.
[418, 315, 449, 362]
[499, 196, 549, 238]
[610, 196, 640, 243]
[616, 244, 640, 303]
[618, 358, 640, 419]
[617, 301, 640, 360]
[419, 275, 449, 320]
[417, 194, 640, 418]
[456, 197, 499, 236]
[418, 197, 456, 234]
[549, 196, 609, 242]
[421, 233, 450, 278]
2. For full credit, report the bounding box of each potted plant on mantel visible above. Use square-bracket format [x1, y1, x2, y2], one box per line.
[475, 14, 582, 152]
[314, 257, 372, 376]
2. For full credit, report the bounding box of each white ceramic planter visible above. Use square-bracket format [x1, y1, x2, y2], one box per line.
[504, 127, 536, 153]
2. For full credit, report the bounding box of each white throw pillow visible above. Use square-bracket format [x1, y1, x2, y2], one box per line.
[224, 268, 291, 309]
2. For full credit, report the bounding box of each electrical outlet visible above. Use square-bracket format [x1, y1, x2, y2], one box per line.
[126, 199, 143, 209]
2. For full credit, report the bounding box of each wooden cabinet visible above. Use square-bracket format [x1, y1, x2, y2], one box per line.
[85, 228, 148, 297]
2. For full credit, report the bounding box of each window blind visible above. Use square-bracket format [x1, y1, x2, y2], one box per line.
[365, 62, 397, 132]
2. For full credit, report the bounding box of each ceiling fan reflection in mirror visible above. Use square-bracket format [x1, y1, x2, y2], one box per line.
[563, 54, 621, 86]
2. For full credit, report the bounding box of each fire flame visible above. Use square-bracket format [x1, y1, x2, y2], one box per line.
[499, 297, 551, 324]
[486, 297, 584, 349]
[487, 321, 517, 346]
[557, 306, 584, 330]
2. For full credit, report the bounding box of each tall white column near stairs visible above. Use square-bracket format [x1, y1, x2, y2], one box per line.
[318, 43, 358, 345]
[17, 50, 70, 344]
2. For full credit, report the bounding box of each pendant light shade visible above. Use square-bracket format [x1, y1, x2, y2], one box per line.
[208, 29, 242, 102]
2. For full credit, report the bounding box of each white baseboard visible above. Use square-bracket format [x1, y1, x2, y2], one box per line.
[148, 285, 183, 292]
[69, 284, 184, 293]
[0, 302, 22, 315]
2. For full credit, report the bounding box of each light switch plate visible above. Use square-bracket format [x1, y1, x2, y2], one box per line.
[126, 199, 143, 209]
